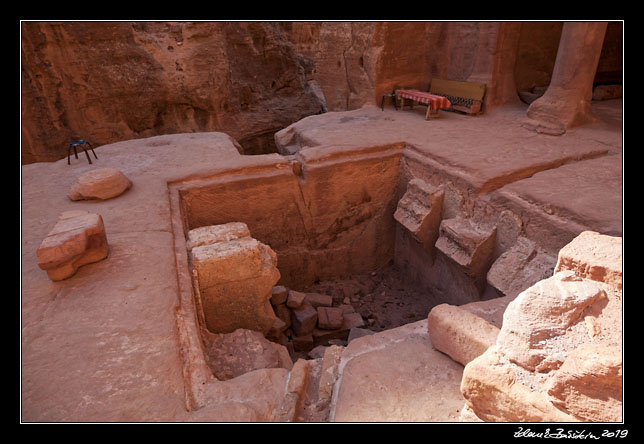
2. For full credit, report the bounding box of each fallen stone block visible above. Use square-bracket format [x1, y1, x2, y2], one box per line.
[287, 290, 307, 308]
[67, 167, 132, 201]
[189, 223, 279, 334]
[270, 285, 289, 305]
[435, 217, 496, 278]
[274, 304, 292, 329]
[487, 236, 556, 298]
[37, 210, 108, 281]
[427, 303, 499, 366]
[555, 230, 622, 290]
[305, 292, 333, 308]
[317, 307, 344, 330]
[291, 300, 318, 336]
[312, 312, 365, 345]
[394, 178, 444, 248]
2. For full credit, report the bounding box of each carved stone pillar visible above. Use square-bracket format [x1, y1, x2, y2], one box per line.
[467, 22, 522, 110]
[523, 22, 608, 135]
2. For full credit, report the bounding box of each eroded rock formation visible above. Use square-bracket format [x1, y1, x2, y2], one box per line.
[460, 231, 622, 422]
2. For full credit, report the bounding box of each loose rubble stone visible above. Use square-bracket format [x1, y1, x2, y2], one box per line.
[291, 300, 318, 336]
[204, 328, 293, 381]
[36, 210, 108, 281]
[305, 292, 333, 308]
[271, 285, 289, 305]
[317, 307, 344, 330]
[68, 168, 132, 201]
[287, 290, 307, 308]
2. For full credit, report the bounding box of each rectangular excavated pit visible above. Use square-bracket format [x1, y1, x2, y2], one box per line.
[168, 141, 556, 411]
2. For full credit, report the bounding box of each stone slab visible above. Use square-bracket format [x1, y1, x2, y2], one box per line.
[331, 320, 465, 422]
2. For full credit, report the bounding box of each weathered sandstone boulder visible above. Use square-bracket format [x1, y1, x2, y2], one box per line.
[67, 168, 132, 201]
[36, 210, 108, 281]
[188, 223, 279, 335]
[554, 230, 622, 290]
[461, 231, 622, 422]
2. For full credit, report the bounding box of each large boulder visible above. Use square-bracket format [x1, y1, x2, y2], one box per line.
[68, 168, 132, 201]
[461, 231, 622, 422]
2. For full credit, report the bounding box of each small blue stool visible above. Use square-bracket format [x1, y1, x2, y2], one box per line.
[68, 140, 98, 165]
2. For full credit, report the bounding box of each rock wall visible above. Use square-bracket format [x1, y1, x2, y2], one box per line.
[21, 21, 326, 163]
[22, 21, 622, 164]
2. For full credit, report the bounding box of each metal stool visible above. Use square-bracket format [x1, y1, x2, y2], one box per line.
[68, 140, 98, 165]
[381, 93, 398, 111]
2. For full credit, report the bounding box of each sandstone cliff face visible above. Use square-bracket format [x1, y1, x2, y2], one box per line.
[21, 21, 325, 163]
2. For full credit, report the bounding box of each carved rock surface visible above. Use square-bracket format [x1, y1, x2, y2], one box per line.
[68, 168, 132, 201]
[394, 178, 443, 248]
[435, 218, 496, 278]
[36, 210, 108, 281]
[487, 236, 556, 299]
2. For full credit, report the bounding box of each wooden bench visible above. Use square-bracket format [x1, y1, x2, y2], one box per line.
[429, 78, 486, 115]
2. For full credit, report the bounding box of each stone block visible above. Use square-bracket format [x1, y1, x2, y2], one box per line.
[427, 304, 499, 366]
[291, 300, 318, 336]
[305, 292, 333, 308]
[37, 210, 108, 281]
[274, 304, 292, 329]
[555, 231, 622, 290]
[487, 236, 556, 298]
[271, 285, 288, 305]
[435, 217, 496, 277]
[67, 168, 132, 201]
[189, 224, 279, 334]
[287, 290, 306, 308]
[394, 178, 444, 248]
[317, 307, 344, 330]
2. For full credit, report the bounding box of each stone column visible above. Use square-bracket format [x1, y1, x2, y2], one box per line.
[467, 22, 522, 110]
[523, 22, 608, 135]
